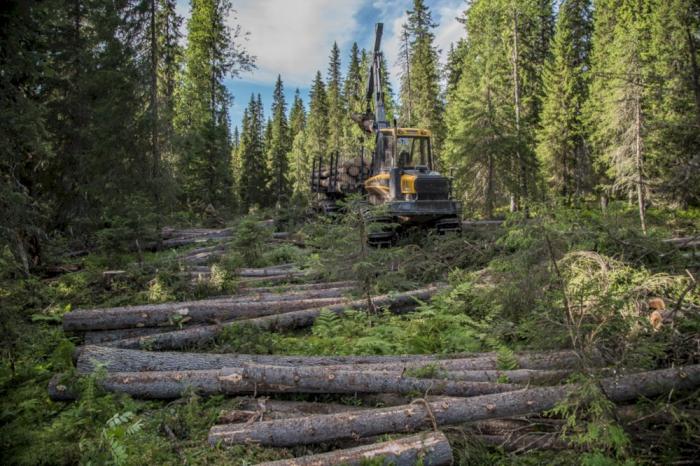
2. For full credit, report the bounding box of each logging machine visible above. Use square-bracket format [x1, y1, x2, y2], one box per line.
[311, 22, 461, 245]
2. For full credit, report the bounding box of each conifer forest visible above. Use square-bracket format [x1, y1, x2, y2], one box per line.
[2, 0, 700, 464]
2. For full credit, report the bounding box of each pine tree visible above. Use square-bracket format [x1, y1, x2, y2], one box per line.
[536, 0, 593, 203]
[175, 0, 253, 210]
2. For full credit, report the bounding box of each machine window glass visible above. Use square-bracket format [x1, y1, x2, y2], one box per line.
[396, 137, 430, 168]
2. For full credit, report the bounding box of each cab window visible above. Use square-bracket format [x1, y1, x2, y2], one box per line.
[396, 137, 430, 168]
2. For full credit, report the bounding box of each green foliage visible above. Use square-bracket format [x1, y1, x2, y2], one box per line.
[229, 216, 272, 266]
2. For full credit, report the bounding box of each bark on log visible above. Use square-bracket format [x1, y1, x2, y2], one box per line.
[51, 366, 517, 400]
[219, 398, 366, 423]
[63, 297, 346, 332]
[74, 346, 586, 374]
[74, 346, 442, 373]
[208, 365, 700, 447]
[241, 281, 357, 293]
[218, 365, 520, 397]
[106, 286, 440, 350]
[83, 327, 178, 344]
[252, 432, 453, 466]
[72, 286, 355, 336]
[217, 398, 538, 437]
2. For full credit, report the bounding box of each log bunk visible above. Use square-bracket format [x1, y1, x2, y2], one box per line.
[51, 233, 700, 465]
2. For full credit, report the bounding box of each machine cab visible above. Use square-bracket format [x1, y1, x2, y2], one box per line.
[376, 128, 434, 172]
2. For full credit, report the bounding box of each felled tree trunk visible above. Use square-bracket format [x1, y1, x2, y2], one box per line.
[50, 365, 518, 400]
[208, 365, 700, 447]
[218, 398, 366, 423]
[74, 346, 585, 374]
[218, 365, 520, 397]
[106, 286, 440, 350]
[253, 432, 453, 466]
[241, 281, 357, 293]
[63, 297, 347, 332]
[74, 346, 440, 374]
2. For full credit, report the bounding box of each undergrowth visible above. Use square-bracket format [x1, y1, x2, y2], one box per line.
[1, 204, 698, 465]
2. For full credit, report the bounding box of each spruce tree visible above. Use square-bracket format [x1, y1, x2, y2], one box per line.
[536, 0, 593, 203]
[288, 89, 308, 195]
[305, 71, 329, 164]
[267, 75, 291, 206]
[175, 0, 253, 210]
[585, 0, 653, 231]
[401, 0, 445, 157]
[239, 94, 269, 210]
[343, 42, 364, 155]
[326, 42, 345, 153]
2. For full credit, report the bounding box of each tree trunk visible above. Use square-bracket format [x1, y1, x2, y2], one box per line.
[74, 346, 585, 374]
[218, 398, 367, 424]
[74, 346, 442, 374]
[106, 286, 440, 350]
[218, 365, 520, 397]
[634, 93, 647, 235]
[63, 296, 347, 332]
[254, 432, 453, 466]
[242, 281, 357, 294]
[49, 366, 517, 400]
[208, 365, 700, 447]
[237, 266, 300, 277]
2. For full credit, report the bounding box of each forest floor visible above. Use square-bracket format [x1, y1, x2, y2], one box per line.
[1, 203, 699, 465]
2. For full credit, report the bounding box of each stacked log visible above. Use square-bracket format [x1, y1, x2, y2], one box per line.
[313, 157, 369, 193]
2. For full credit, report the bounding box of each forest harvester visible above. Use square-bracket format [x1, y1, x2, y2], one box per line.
[310, 23, 461, 245]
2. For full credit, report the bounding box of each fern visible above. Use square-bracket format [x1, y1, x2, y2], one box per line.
[312, 309, 342, 338]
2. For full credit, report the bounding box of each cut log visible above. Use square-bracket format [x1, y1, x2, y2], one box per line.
[73, 286, 355, 336]
[74, 346, 442, 373]
[106, 286, 440, 350]
[74, 346, 586, 374]
[251, 431, 453, 466]
[237, 267, 301, 277]
[83, 327, 178, 344]
[217, 399, 539, 437]
[218, 365, 520, 397]
[63, 296, 346, 332]
[219, 398, 366, 423]
[208, 365, 700, 447]
[50, 366, 518, 400]
[241, 281, 357, 293]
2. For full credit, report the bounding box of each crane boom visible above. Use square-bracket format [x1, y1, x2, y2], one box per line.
[364, 23, 388, 131]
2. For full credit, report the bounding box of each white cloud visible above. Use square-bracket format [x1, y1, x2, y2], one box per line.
[230, 0, 362, 87]
[378, 0, 466, 91]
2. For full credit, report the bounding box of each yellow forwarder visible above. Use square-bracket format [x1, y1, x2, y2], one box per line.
[311, 23, 461, 245]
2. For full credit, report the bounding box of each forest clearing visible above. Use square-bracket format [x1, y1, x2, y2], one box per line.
[1, 0, 699, 465]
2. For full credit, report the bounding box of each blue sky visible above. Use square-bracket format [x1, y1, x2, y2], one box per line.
[175, 0, 467, 131]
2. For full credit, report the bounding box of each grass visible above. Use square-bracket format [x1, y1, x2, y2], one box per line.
[1, 204, 698, 465]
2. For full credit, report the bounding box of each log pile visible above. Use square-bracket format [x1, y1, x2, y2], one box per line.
[48, 339, 700, 464]
[63, 279, 360, 345]
[50, 251, 700, 464]
[312, 157, 369, 193]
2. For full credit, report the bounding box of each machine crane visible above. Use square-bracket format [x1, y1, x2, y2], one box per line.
[311, 22, 461, 245]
